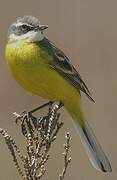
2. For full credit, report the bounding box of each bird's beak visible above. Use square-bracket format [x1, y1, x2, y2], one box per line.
[38, 24, 48, 30]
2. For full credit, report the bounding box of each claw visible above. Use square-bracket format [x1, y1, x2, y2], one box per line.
[13, 101, 62, 136]
[13, 111, 35, 136]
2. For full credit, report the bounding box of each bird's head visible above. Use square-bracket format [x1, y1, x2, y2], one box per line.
[8, 16, 48, 42]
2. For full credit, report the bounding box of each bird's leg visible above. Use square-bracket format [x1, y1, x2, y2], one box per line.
[14, 101, 63, 136]
[15, 101, 53, 123]
[58, 102, 64, 109]
[15, 101, 53, 135]
[48, 101, 54, 114]
[29, 101, 53, 115]
[29, 101, 63, 117]
[28, 101, 54, 128]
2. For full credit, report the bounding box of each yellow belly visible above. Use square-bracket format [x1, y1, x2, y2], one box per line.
[5, 40, 80, 103]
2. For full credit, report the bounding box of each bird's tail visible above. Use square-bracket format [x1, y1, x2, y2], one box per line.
[64, 100, 112, 172]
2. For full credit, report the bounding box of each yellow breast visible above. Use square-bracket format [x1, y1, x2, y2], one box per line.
[5, 40, 80, 102]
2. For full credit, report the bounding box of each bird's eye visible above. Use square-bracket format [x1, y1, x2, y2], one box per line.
[19, 24, 33, 32]
[18, 24, 28, 31]
[21, 24, 29, 30]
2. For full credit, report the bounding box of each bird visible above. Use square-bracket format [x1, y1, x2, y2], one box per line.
[5, 16, 112, 172]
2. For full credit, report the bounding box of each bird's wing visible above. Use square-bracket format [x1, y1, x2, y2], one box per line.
[38, 38, 95, 102]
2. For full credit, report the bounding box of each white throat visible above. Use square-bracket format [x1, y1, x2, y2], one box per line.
[9, 30, 44, 42]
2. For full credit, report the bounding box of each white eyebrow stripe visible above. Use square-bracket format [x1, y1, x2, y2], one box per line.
[16, 22, 34, 27]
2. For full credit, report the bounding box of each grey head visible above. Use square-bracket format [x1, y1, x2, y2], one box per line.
[8, 16, 48, 41]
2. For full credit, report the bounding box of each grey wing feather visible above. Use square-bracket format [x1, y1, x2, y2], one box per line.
[38, 38, 95, 102]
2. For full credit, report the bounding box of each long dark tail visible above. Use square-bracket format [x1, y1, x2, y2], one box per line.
[73, 119, 112, 172]
[65, 100, 112, 172]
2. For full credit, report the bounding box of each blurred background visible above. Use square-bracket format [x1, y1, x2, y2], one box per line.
[0, 0, 117, 179]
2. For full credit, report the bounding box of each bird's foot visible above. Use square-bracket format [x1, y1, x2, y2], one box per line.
[13, 101, 63, 136]
[13, 111, 36, 136]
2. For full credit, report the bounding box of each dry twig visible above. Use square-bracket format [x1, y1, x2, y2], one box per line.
[59, 132, 71, 180]
[0, 103, 71, 180]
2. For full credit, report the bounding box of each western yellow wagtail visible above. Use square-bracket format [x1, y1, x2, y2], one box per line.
[5, 16, 112, 172]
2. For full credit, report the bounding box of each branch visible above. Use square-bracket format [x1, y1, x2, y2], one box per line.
[0, 103, 71, 180]
[59, 132, 71, 180]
